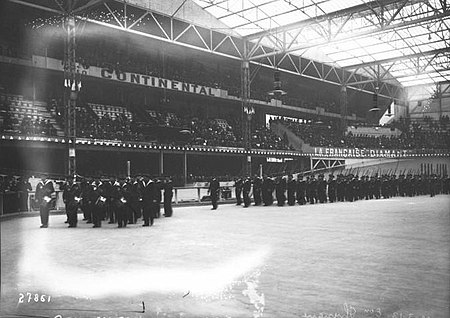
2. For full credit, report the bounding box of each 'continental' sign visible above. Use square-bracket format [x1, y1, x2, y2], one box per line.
[314, 147, 411, 158]
[31, 55, 222, 98]
[99, 68, 218, 97]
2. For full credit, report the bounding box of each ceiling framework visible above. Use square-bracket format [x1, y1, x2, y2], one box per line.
[197, 0, 450, 89]
[7, 0, 450, 102]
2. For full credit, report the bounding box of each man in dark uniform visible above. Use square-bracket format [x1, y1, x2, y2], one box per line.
[91, 177, 106, 228]
[398, 174, 406, 197]
[336, 174, 345, 202]
[109, 179, 122, 227]
[234, 178, 243, 205]
[275, 176, 286, 206]
[106, 178, 115, 223]
[80, 177, 93, 223]
[252, 176, 262, 206]
[208, 177, 220, 210]
[429, 174, 437, 197]
[163, 177, 173, 217]
[65, 176, 82, 228]
[443, 174, 450, 194]
[35, 175, 55, 228]
[361, 176, 369, 200]
[307, 175, 317, 204]
[142, 177, 158, 226]
[126, 177, 138, 224]
[141, 176, 151, 226]
[296, 175, 306, 205]
[262, 176, 274, 206]
[287, 175, 296, 206]
[317, 174, 327, 203]
[154, 178, 162, 218]
[62, 176, 73, 223]
[117, 179, 130, 228]
[17, 176, 32, 212]
[242, 177, 252, 208]
[381, 175, 389, 199]
[327, 174, 337, 203]
[131, 177, 142, 222]
[374, 174, 382, 199]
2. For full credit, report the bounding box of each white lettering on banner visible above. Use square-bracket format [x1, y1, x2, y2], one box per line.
[313, 147, 413, 158]
[31, 55, 220, 98]
[98, 68, 216, 96]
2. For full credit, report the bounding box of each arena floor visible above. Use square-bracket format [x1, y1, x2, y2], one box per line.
[1, 195, 449, 318]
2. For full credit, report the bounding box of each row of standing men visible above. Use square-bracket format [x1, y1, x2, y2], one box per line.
[35, 175, 173, 228]
[209, 173, 450, 209]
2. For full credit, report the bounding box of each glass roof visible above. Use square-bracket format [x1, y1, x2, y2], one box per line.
[193, 0, 450, 87]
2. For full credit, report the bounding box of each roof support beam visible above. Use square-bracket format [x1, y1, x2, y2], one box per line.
[245, 0, 401, 40]
[342, 48, 450, 69]
[8, 0, 64, 14]
[248, 10, 450, 61]
[9, 0, 407, 102]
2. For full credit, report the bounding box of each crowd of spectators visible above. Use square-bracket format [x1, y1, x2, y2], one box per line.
[17, 116, 57, 136]
[77, 110, 144, 141]
[272, 116, 450, 150]
[251, 125, 291, 150]
[0, 97, 58, 136]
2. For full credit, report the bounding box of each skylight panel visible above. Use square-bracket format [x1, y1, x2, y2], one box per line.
[272, 10, 308, 25]
[205, 5, 231, 18]
[220, 14, 251, 28]
[316, 0, 362, 14]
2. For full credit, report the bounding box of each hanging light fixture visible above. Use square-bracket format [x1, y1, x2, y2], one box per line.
[369, 84, 380, 112]
[268, 69, 287, 96]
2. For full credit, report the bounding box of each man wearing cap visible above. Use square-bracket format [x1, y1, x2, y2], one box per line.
[234, 178, 243, 206]
[142, 176, 156, 226]
[287, 175, 296, 206]
[35, 175, 55, 228]
[296, 175, 306, 205]
[242, 177, 252, 208]
[327, 174, 337, 203]
[208, 177, 220, 210]
[62, 176, 73, 223]
[65, 176, 82, 228]
[317, 174, 327, 203]
[252, 176, 262, 206]
[163, 177, 173, 217]
[91, 177, 106, 228]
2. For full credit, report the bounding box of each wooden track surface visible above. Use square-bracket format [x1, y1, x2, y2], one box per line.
[1, 195, 449, 318]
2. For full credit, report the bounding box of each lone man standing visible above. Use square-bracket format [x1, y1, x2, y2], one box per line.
[35, 175, 55, 228]
[208, 177, 220, 210]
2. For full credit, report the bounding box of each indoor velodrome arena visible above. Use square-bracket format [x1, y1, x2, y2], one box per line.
[1, 1, 450, 318]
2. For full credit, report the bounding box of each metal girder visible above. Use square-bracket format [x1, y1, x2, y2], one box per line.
[72, 0, 104, 13]
[246, 2, 449, 61]
[246, 0, 406, 40]
[343, 48, 450, 69]
[8, 0, 64, 14]
[9, 0, 408, 101]
[64, 16, 78, 176]
[76, 0, 244, 60]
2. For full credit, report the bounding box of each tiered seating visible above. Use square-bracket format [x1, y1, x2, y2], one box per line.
[0, 94, 62, 136]
[88, 103, 133, 121]
[273, 117, 450, 150]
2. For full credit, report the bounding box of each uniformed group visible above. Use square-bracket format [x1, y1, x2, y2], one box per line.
[222, 172, 450, 209]
[36, 175, 173, 228]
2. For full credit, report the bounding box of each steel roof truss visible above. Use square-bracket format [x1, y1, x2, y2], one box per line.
[103, 2, 123, 28]
[149, 12, 170, 40]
